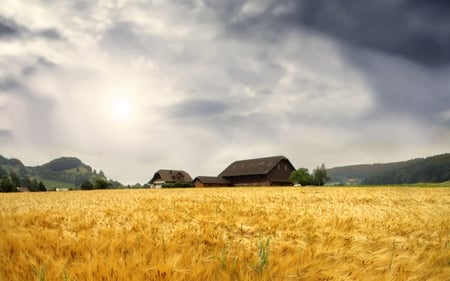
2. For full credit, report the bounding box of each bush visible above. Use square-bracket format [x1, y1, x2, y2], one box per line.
[80, 181, 94, 190]
[162, 182, 194, 188]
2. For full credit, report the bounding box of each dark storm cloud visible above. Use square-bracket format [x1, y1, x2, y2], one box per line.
[200, 0, 450, 124]
[0, 16, 63, 41]
[205, 0, 450, 67]
[289, 0, 450, 67]
[0, 16, 23, 39]
[346, 49, 450, 121]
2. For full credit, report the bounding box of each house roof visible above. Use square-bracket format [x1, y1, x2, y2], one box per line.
[219, 155, 292, 177]
[150, 169, 193, 183]
[194, 176, 231, 184]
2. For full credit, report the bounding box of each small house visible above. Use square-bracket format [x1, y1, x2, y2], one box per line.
[149, 169, 193, 188]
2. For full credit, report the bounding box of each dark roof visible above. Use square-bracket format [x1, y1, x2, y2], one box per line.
[194, 176, 231, 184]
[219, 155, 292, 177]
[150, 169, 193, 183]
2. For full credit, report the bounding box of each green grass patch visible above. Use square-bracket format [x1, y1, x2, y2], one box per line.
[39, 179, 77, 190]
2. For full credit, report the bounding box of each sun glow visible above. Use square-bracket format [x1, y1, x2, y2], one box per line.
[111, 97, 134, 123]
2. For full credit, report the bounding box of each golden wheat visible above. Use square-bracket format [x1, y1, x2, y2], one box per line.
[0, 187, 449, 280]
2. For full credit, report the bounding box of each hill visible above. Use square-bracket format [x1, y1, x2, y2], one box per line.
[327, 153, 450, 185]
[0, 155, 110, 189]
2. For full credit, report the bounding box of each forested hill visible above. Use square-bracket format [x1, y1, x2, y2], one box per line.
[0, 155, 111, 188]
[327, 153, 450, 185]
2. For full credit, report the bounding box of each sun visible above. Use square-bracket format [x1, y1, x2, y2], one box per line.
[111, 97, 134, 122]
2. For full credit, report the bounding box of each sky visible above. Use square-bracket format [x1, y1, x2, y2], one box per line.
[1, 0, 450, 184]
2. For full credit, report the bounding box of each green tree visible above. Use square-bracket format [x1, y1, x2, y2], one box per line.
[289, 168, 313, 186]
[312, 163, 330, 186]
[38, 181, 47, 192]
[0, 167, 8, 179]
[98, 170, 106, 179]
[1, 177, 15, 192]
[80, 180, 94, 190]
[10, 172, 21, 188]
[94, 178, 109, 189]
[22, 176, 32, 189]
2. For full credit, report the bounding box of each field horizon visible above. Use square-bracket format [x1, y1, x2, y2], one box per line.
[1, 187, 449, 280]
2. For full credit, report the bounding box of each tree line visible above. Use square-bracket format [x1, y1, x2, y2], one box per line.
[289, 163, 330, 186]
[327, 153, 450, 185]
[0, 167, 46, 192]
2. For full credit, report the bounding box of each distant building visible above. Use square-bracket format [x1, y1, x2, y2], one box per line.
[193, 176, 231, 187]
[195, 155, 296, 187]
[16, 187, 30, 192]
[149, 169, 193, 188]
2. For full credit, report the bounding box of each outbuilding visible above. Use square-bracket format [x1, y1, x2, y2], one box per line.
[149, 169, 192, 188]
[193, 176, 231, 187]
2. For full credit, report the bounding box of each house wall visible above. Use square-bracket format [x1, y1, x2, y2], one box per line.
[194, 180, 206, 188]
[223, 159, 294, 186]
[267, 159, 295, 185]
[224, 174, 271, 186]
[150, 174, 162, 184]
[194, 180, 232, 188]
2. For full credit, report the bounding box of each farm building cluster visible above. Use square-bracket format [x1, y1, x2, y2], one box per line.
[148, 155, 296, 188]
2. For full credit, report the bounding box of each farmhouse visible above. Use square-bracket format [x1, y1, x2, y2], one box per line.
[149, 169, 192, 188]
[194, 155, 296, 187]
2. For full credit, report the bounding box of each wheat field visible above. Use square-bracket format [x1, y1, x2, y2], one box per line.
[0, 187, 449, 281]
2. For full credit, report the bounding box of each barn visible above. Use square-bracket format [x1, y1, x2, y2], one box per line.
[149, 169, 193, 188]
[194, 155, 296, 187]
[219, 155, 296, 186]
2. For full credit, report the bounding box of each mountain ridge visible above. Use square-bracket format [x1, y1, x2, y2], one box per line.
[0, 155, 108, 188]
[327, 153, 450, 185]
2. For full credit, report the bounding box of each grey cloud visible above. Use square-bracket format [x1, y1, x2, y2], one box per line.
[0, 22, 17, 37]
[203, 0, 450, 67]
[101, 22, 162, 56]
[0, 15, 63, 41]
[1, 57, 56, 91]
[289, 0, 450, 67]
[168, 99, 228, 119]
[4, 90, 58, 146]
[0, 129, 13, 143]
[218, 112, 283, 139]
[201, 0, 450, 126]
[349, 50, 450, 122]
[102, 22, 138, 50]
[0, 16, 24, 39]
[0, 78, 21, 91]
[0, 59, 58, 145]
[225, 56, 285, 87]
[38, 29, 64, 40]
[22, 57, 57, 76]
